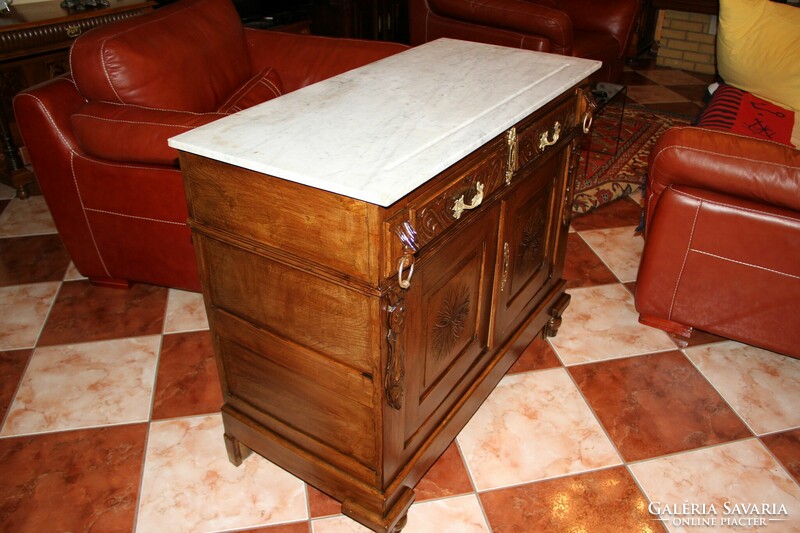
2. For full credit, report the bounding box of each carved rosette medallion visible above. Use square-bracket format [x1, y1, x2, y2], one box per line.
[518, 208, 546, 273]
[433, 283, 471, 360]
[385, 289, 406, 409]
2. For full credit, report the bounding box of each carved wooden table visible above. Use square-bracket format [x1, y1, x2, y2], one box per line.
[171, 39, 599, 532]
[0, 0, 154, 197]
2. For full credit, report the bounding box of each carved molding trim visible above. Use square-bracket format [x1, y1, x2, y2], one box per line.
[385, 289, 406, 409]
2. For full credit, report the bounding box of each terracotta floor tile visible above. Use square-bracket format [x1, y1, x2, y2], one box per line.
[686, 342, 800, 435]
[0, 423, 147, 533]
[630, 439, 800, 527]
[636, 68, 707, 86]
[620, 70, 659, 86]
[570, 351, 752, 461]
[151, 331, 222, 420]
[415, 442, 474, 501]
[404, 495, 488, 532]
[1, 336, 160, 436]
[458, 368, 620, 490]
[550, 284, 675, 365]
[164, 288, 208, 333]
[308, 486, 342, 519]
[480, 466, 666, 533]
[0, 282, 60, 350]
[627, 84, 689, 104]
[569, 197, 642, 231]
[508, 336, 562, 374]
[761, 429, 800, 484]
[240, 522, 311, 533]
[0, 235, 70, 287]
[670, 83, 710, 102]
[38, 280, 167, 346]
[578, 226, 643, 283]
[562, 233, 617, 289]
[0, 349, 32, 422]
[137, 414, 308, 532]
[0, 196, 56, 238]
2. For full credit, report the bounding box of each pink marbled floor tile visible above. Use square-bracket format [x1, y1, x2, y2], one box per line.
[309, 495, 489, 533]
[164, 288, 209, 333]
[0, 196, 57, 237]
[685, 342, 800, 435]
[137, 414, 307, 533]
[0, 282, 60, 350]
[630, 439, 800, 532]
[457, 368, 621, 491]
[1, 335, 160, 436]
[549, 284, 675, 365]
[577, 226, 643, 283]
[63, 262, 86, 281]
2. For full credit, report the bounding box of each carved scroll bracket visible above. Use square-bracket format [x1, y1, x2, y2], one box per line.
[385, 289, 406, 410]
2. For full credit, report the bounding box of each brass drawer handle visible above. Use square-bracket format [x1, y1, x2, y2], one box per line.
[66, 25, 82, 38]
[452, 181, 484, 220]
[539, 121, 561, 150]
[582, 112, 593, 133]
[397, 254, 415, 290]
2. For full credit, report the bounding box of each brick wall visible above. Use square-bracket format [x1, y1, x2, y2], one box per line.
[656, 10, 717, 74]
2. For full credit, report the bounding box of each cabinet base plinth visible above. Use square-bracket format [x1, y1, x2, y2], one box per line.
[342, 487, 414, 533]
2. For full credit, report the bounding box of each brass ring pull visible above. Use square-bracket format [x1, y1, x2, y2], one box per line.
[582, 113, 593, 134]
[539, 121, 561, 150]
[397, 255, 415, 290]
[452, 181, 484, 220]
[66, 25, 82, 38]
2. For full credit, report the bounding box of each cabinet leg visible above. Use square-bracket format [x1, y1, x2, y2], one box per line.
[224, 433, 252, 466]
[544, 292, 571, 338]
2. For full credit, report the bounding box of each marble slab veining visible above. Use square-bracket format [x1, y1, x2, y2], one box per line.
[169, 38, 600, 207]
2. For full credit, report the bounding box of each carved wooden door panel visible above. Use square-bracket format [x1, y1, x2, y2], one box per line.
[398, 203, 500, 459]
[493, 150, 567, 341]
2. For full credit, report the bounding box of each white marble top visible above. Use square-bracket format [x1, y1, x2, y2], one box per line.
[169, 38, 600, 207]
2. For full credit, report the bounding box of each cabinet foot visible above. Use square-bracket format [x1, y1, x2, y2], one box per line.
[224, 433, 252, 466]
[342, 487, 414, 532]
[544, 292, 571, 338]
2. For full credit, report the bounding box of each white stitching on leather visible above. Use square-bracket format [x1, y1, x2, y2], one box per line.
[73, 152, 181, 172]
[690, 249, 800, 280]
[91, 100, 227, 116]
[70, 153, 111, 277]
[84, 208, 185, 226]
[72, 114, 200, 128]
[668, 201, 701, 320]
[16, 91, 79, 151]
[651, 127, 800, 166]
[672, 187, 799, 223]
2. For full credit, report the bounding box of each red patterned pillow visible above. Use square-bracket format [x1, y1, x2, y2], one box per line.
[218, 67, 283, 114]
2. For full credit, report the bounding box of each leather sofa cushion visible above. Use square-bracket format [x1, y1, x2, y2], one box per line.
[217, 67, 283, 114]
[72, 102, 226, 166]
[70, 0, 251, 113]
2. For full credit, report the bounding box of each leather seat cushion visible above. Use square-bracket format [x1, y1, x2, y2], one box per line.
[70, 0, 252, 113]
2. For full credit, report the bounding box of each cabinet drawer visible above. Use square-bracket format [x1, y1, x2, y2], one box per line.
[384, 137, 508, 278]
[513, 94, 578, 172]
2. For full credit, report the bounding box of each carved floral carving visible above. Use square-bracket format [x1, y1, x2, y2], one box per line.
[385, 289, 406, 409]
[433, 283, 471, 360]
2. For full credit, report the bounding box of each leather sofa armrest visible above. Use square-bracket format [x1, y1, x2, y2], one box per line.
[244, 29, 409, 92]
[645, 126, 800, 231]
[70, 102, 226, 166]
[426, 0, 572, 51]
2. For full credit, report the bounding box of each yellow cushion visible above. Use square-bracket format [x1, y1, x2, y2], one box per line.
[717, 0, 800, 112]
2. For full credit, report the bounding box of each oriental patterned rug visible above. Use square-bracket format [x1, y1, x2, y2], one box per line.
[571, 106, 691, 215]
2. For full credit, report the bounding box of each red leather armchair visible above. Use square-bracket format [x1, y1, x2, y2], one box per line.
[635, 127, 800, 358]
[409, 0, 640, 82]
[14, 0, 406, 292]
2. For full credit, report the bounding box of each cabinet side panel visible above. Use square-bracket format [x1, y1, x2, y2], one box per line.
[197, 235, 374, 372]
[183, 154, 378, 283]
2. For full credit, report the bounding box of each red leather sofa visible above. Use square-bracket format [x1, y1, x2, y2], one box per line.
[635, 86, 800, 359]
[14, 0, 406, 292]
[408, 0, 640, 82]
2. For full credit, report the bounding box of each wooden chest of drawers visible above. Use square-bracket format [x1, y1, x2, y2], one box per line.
[173, 39, 599, 532]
